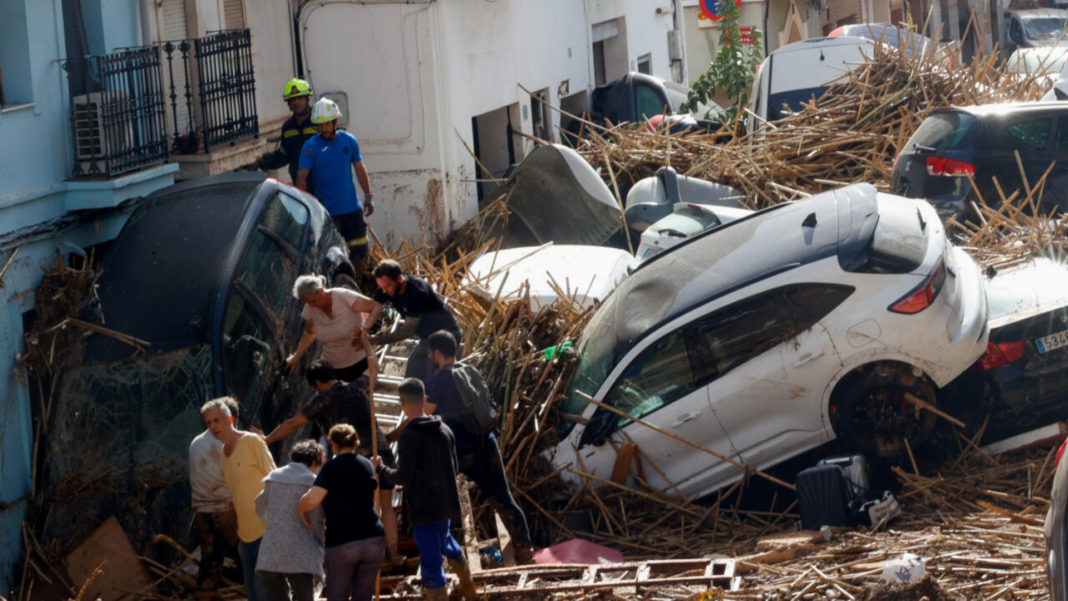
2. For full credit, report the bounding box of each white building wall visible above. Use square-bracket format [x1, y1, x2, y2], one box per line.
[302, 0, 681, 250]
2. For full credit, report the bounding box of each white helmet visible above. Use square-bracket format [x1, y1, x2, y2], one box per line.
[311, 98, 341, 124]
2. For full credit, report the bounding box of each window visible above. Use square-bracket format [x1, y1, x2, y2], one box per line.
[1055, 118, 1068, 153]
[220, 292, 273, 410]
[1011, 19, 1024, 44]
[635, 84, 666, 120]
[1007, 118, 1052, 150]
[0, 0, 33, 106]
[223, 0, 246, 29]
[231, 193, 307, 316]
[637, 53, 652, 75]
[593, 41, 607, 87]
[601, 327, 700, 427]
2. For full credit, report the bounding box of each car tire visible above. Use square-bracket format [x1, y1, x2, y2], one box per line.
[333, 273, 360, 292]
[834, 364, 939, 458]
[1047, 447, 1068, 601]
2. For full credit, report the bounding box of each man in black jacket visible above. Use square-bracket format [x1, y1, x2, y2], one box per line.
[251, 78, 317, 194]
[424, 330, 535, 565]
[372, 378, 475, 601]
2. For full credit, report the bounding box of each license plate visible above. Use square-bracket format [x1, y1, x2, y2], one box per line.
[1036, 330, 1068, 353]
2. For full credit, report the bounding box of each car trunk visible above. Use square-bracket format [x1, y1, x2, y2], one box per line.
[893, 110, 980, 206]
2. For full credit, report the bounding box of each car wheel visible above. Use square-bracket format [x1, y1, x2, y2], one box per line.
[1047, 447, 1068, 601]
[333, 273, 360, 292]
[834, 364, 938, 458]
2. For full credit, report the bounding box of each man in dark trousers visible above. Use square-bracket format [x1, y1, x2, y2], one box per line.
[371, 379, 476, 601]
[252, 78, 317, 194]
[423, 330, 536, 565]
[369, 259, 462, 382]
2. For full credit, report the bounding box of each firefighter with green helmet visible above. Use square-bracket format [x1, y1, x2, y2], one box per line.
[252, 78, 318, 193]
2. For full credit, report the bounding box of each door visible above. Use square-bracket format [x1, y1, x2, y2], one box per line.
[219, 192, 308, 421]
[576, 320, 737, 496]
[698, 285, 853, 470]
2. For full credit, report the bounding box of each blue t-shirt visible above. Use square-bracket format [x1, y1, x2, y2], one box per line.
[298, 131, 363, 216]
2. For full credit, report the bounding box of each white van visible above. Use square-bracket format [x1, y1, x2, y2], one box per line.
[747, 36, 873, 131]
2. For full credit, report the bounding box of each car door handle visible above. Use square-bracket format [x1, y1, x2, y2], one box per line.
[670, 411, 702, 428]
[793, 350, 825, 368]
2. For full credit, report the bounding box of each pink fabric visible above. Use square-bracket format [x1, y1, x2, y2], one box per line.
[532, 539, 624, 565]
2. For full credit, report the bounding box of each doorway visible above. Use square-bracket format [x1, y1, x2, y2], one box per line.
[472, 103, 524, 203]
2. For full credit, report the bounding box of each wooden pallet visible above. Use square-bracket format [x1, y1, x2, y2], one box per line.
[378, 557, 739, 598]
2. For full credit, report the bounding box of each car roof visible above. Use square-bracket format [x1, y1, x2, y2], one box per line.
[608, 184, 886, 348]
[1012, 8, 1066, 17]
[941, 101, 1068, 117]
[769, 36, 874, 57]
[87, 173, 266, 362]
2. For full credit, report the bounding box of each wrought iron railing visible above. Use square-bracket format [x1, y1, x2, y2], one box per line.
[162, 29, 259, 154]
[62, 46, 170, 178]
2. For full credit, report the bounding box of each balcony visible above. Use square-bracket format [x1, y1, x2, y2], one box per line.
[161, 29, 263, 180]
[62, 46, 171, 179]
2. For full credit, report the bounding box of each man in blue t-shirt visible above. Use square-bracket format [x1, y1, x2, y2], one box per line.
[297, 98, 377, 273]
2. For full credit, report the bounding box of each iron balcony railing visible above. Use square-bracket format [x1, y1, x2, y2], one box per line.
[162, 29, 259, 154]
[62, 46, 170, 179]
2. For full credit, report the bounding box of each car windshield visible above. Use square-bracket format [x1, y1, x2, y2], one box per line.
[559, 292, 625, 436]
[1023, 16, 1067, 40]
[905, 112, 974, 151]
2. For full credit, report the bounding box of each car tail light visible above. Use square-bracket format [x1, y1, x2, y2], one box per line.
[926, 156, 975, 177]
[889, 260, 946, 314]
[976, 340, 1027, 371]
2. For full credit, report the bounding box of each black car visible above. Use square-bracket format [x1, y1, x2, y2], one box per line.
[892, 103, 1068, 220]
[38, 173, 356, 551]
[943, 257, 1068, 442]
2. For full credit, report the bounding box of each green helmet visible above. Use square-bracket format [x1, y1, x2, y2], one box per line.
[282, 78, 313, 101]
[311, 98, 342, 124]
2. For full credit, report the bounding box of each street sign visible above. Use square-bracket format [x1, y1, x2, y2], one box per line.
[699, 0, 743, 22]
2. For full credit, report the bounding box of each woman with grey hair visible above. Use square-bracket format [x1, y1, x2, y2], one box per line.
[255, 439, 327, 601]
[285, 275, 382, 382]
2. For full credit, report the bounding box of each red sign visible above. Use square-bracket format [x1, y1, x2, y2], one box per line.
[700, 0, 742, 22]
[740, 26, 754, 44]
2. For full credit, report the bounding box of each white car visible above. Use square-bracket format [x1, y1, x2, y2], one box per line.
[465, 245, 631, 309]
[630, 203, 752, 271]
[553, 184, 989, 499]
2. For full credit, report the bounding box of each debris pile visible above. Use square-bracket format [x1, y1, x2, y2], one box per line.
[573, 33, 1052, 208]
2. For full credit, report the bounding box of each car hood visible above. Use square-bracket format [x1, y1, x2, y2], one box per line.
[482, 144, 622, 248]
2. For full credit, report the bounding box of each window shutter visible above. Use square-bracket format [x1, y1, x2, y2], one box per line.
[224, 0, 246, 30]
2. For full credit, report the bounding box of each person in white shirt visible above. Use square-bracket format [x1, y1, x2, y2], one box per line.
[284, 274, 382, 382]
[189, 396, 241, 595]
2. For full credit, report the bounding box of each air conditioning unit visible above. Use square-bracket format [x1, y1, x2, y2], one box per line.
[73, 91, 133, 167]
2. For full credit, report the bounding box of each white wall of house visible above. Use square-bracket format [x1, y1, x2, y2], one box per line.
[301, 0, 682, 250]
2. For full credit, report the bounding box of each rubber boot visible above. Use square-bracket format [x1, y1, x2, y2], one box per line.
[515, 546, 537, 566]
[447, 556, 478, 600]
[424, 586, 449, 601]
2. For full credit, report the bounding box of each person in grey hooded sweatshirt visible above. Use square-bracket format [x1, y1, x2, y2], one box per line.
[255, 440, 326, 601]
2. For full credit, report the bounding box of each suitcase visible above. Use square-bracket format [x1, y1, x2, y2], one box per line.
[796, 464, 855, 530]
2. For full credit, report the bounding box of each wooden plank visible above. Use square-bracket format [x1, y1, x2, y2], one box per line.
[457, 476, 483, 574]
[493, 511, 515, 568]
[64, 517, 154, 601]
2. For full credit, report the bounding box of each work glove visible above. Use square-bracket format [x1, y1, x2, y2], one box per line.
[364, 193, 377, 217]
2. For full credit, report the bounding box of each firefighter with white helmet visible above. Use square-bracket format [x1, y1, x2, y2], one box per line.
[297, 98, 376, 273]
[251, 78, 318, 193]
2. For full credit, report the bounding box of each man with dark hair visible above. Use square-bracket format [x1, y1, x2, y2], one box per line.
[369, 259, 462, 383]
[258, 338, 402, 565]
[190, 397, 242, 597]
[371, 379, 475, 601]
[423, 330, 535, 565]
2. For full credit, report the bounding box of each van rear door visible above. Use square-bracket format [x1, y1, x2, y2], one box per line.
[765, 39, 870, 121]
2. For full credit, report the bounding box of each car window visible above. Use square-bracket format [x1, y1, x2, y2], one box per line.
[1055, 118, 1068, 153]
[695, 284, 853, 379]
[233, 195, 305, 317]
[905, 112, 975, 151]
[221, 292, 274, 411]
[1007, 118, 1052, 150]
[767, 87, 829, 121]
[636, 83, 667, 120]
[265, 192, 309, 250]
[1011, 18, 1024, 43]
[601, 326, 698, 427]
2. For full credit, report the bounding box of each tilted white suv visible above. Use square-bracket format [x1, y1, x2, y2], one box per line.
[553, 184, 989, 499]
